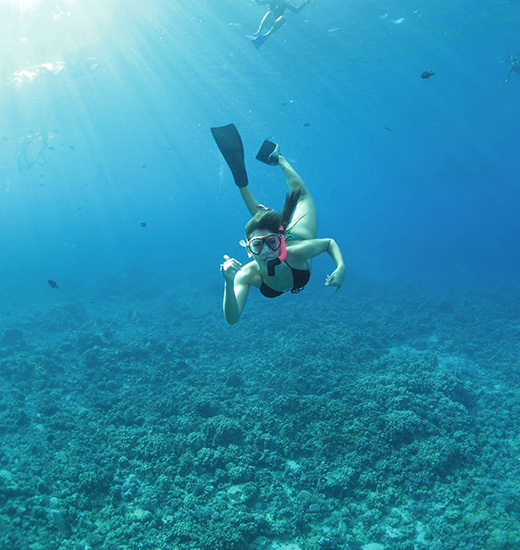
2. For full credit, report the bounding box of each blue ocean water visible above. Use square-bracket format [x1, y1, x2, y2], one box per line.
[1, 1, 520, 549]
[1, 0, 519, 306]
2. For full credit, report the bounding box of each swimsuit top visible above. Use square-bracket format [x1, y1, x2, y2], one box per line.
[260, 261, 311, 298]
[268, 2, 286, 16]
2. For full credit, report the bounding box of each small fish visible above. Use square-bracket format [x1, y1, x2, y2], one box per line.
[68, 145, 76, 150]
[421, 71, 435, 79]
[303, 122, 311, 127]
[141, 164, 147, 169]
[48, 146, 55, 151]
[139, 221, 147, 227]
[385, 127, 392, 131]
[48, 279, 59, 289]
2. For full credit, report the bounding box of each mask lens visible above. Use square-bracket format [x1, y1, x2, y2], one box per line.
[264, 235, 281, 251]
[247, 234, 281, 255]
[249, 238, 264, 254]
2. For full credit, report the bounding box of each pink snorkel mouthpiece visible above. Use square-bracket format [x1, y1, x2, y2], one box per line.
[278, 227, 287, 262]
[267, 226, 286, 276]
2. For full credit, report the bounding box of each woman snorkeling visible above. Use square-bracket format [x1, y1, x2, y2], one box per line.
[211, 124, 345, 325]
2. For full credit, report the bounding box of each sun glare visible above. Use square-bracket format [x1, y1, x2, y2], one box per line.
[1, 0, 113, 88]
[6, 0, 77, 13]
[10, 0, 45, 13]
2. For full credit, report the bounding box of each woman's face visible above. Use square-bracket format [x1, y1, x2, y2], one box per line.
[247, 228, 282, 263]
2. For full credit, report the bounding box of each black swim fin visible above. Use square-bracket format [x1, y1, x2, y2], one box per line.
[256, 139, 279, 165]
[211, 123, 249, 188]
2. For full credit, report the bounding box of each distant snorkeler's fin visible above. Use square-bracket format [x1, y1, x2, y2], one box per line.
[256, 139, 279, 165]
[251, 34, 267, 49]
[210, 123, 249, 188]
[505, 65, 520, 83]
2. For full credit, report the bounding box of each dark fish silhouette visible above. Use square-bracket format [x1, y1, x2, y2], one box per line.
[421, 71, 435, 79]
[303, 122, 311, 127]
[139, 221, 147, 227]
[48, 279, 59, 289]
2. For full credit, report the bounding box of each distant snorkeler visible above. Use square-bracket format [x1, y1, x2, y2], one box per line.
[505, 54, 520, 83]
[211, 124, 346, 325]
[249, 0, 311, 49]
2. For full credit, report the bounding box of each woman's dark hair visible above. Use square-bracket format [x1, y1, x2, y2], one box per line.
[245, 190, 301, 239]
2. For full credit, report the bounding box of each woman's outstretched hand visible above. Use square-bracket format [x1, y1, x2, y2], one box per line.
[220, 255, 242, 283]
[325, 266, 345, 292]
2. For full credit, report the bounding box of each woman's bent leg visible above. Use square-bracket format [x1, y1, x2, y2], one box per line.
[256, 11, 274, 35]
[279, 156, 317, 239]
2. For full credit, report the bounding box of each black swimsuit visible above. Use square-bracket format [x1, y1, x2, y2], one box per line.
[268, 2, 286, 17]
[260, 261, 311, 298]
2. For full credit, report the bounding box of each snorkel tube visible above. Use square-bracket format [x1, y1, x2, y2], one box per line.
[266, 227, 287, 276]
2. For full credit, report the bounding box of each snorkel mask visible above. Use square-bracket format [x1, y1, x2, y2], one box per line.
[240, 226, 287, 276]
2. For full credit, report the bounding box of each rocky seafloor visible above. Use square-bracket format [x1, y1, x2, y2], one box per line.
[1, 277, 519, 550]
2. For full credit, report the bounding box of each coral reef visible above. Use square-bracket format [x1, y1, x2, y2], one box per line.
[0, 278, 519, 549]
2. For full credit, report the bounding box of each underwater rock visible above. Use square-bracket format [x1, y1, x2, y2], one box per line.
[77, 333, 106, 352]
[0, 470, 21, 497]
[0, 328, 23, 346]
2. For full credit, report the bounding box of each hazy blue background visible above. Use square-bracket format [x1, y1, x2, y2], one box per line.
[1, 0, 519, 311]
